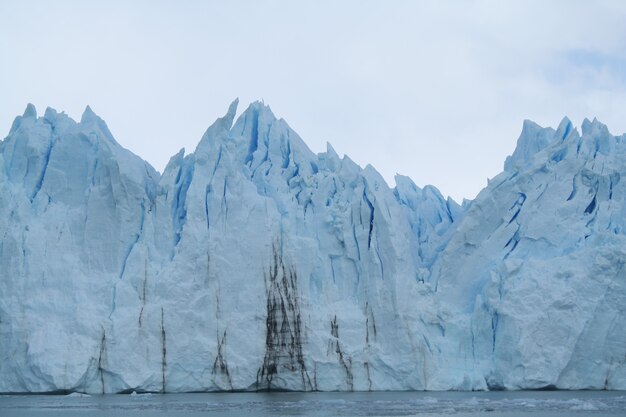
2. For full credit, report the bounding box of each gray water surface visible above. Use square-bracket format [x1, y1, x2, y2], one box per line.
[1, 391, 625, 416]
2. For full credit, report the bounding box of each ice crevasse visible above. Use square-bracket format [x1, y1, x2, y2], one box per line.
[0, 100, 624, 393]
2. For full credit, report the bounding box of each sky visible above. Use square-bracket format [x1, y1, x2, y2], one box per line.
[1, 0, 626, 201]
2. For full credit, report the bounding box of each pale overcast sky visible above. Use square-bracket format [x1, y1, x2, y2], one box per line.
[2, 1, 626, 201]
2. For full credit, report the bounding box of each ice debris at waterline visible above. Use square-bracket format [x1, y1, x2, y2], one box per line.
[0, 101, 625, 393]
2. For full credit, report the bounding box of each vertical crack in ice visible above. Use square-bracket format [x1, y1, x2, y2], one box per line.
[445, 199, 456, 223]
[491, 311, 499, 354]
[365, 302, 377, 344]
[585, 194, 597, 215]
[282, 135, 291, 169]
[350, 211, 361, 261]
[97, 329, 106, 394]
[213, 145, 222, 178]
[205, 185, 211, 230]
[262, 121, 271, 176]
[161, 307, 167, 393]
[108, 285, 117, 319]
[138, 259, 148, 327]
[30, 137, 55, 202]
[172, 160, 194, 251]
[119, 201, 145, 280]
[470, 323, 477, 362]
[364, 361, 372, 391]
[328, 315, 354, 391]
[326, 178, 338, 207]
[245, 109, 259, 166]
[257, 243, 312, 391]
[507, 193, 526, 225]
[222, 178, 228, 220]
[567, 175, 578, 201]
[362, 189, 375, 249]
[562, 121, 572, 140]
[375, 233, 385, 280]
[504, 224, 521, 258]
[364, 302, 375, 391]
[212, 329, 233, 389]
[205, 145, 223, 231]
[584, 181, 600, 233]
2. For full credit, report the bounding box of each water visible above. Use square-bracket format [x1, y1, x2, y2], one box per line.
[1, 391, 625, 416]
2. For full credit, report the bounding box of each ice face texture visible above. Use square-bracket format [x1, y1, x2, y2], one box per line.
[0, 102, 624, 393]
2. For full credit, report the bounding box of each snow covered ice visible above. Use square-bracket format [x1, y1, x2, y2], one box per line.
[0, 101, 624, 393]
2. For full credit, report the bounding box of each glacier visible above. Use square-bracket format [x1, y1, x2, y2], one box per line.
[0, 101, 624, 393]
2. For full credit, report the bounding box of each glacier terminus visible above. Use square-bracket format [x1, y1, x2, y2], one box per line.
[0, 101, 625, 393]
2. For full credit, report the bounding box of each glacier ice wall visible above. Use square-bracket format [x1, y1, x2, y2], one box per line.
[432, 117, 626, 390]
[0, 102, 624, 393]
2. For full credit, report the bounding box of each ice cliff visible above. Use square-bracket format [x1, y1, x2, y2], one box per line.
[0, 101, 624, 393]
